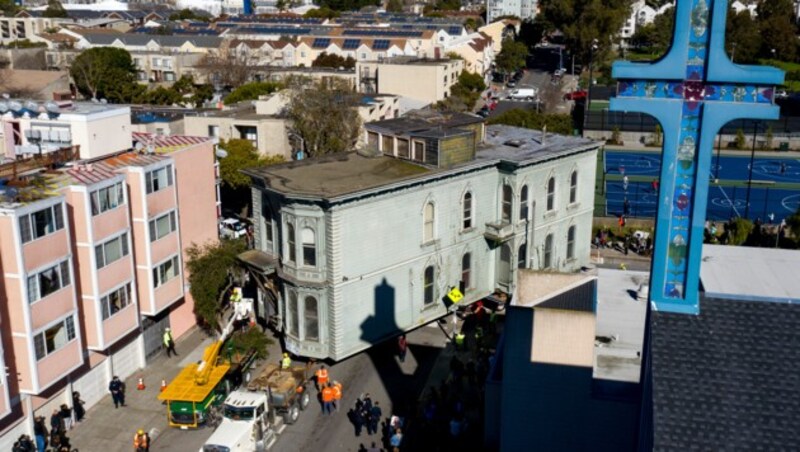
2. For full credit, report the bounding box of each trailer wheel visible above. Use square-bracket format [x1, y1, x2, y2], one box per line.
[299, 391, 310, 411]
[283, 404, 300, 425]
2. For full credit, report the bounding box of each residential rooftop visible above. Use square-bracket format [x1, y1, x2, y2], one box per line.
[365, 56, 459, 65]
[245, 124, 599, 200]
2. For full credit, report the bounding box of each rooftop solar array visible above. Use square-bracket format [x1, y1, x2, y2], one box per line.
[312, 37, 331, 48]
[343, 39, 361, 49]
[342, 29, 424, 37]
[373, 39, 391, 50]
[235, 27, 314, 35]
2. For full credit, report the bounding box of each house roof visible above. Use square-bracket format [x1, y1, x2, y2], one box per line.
[131, 132, 210, 154]
[650, 296, 800, 450]
[81, 32, 221, 48]
[478, 125, 597, 166]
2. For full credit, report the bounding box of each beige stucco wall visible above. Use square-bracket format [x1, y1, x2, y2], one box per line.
[357, 59, 464, 104]
[66, 109, 133, 160]
[184, 114, 291, 159]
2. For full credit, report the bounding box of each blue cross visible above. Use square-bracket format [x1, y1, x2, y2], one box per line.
[610, 0, 784, 314]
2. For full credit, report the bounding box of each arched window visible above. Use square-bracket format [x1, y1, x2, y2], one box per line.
[423, 202, 435, 242]
[518, 243, 527, 269]
[567, 226, 576, 260]
[304, 296, 319, 341]
[286, 224, 296, 263]
[288, 291, 298, 336]
[462, 192, 473, 230]
[498, 244, 511, 285]
[544, 234, 554, 269]
[461, 253, 471, 290]
[570, 170, 578, 204]
[519, 185, 529, 220]
[546, 177, 556, 211]
[501, 184, 513, 222]
[302, 228, 316, 267]
[423, 265, 435, 304]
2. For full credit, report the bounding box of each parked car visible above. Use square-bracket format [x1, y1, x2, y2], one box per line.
[506, 81, 517, 88]
[564, 89, 588, 101]
[219, 218, 248, 239]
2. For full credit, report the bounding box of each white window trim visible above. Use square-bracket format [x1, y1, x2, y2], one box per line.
[27, 257, 71, 304]
[149, 210, 177, 243]
[145, 163, 174, 195]
[95, 232, 130, 269]
[32, 314, 76, 361]
[19, 202, 65, 244]
[99, 281, 133, 321]
[90, 181, 126, 217]
[153, 254, 180, 288]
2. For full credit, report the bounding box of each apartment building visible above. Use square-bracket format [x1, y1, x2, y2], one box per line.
[356, 57, 464, 105]
[486, 0, 538, 23]
[444, 32, 495, 80]
[0, 104, 217, 449]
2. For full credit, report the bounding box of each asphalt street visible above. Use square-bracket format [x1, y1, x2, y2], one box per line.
[482, 69, 577, 119]
[151, 320, 452, 452]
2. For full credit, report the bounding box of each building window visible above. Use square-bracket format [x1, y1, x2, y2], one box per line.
[498, 244, 511, 285]
[237, 126, 258, 147]
[567, 226, 576, 260]
[461, 253, 471, 290]
[149, 211, 176, 242]
[95, 233, 129, 269]
[208, 125, 220, 137]
[544, 234, 554, 269]
[382, 134, 394, 155]
[153, 255, 180, 288]
[412, 140, 425, 162]
[518, 243, 527, 269]
[570, 170, 578, 204]
[19, 203, 64, 244]
[27, 260, 71, 304]
[100, 283, 132, 320]
[547, 177, 556, 211]
[288, 291, 298, 336]
[501, 185, 513, 223]
[287, 224, 296, 263]
[91, 182, 125, 216]
[423, 265, 435, 305]
[304, 296, 319, 341]
[423, 202, 435, 242]
[145, 164, 174, 194]
[302, 228, 316, 267]
[396, 138, 409, 158]
[462, 192, 473, 229]
[264, 206, 274, 250]
[519, 185, 529, 220]
[33, 315, 76, 361]
[164, 72, 175, 82]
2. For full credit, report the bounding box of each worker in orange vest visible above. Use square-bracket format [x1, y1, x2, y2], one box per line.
[321, 383, 335, 415]
[315, 365, 329, 390]
[133, 429, 149, 452]
[331, 381, 342, 412]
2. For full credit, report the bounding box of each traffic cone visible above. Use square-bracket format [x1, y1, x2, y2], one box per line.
[137, 377, 145, 391]
[160, 379, 167, 392]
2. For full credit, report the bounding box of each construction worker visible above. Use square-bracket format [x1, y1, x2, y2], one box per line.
[133, 429, 149, 452]
[163, 328, 176, 358]
[321, 383, 335, 415]
[315, 365, 329, 390]
[281, 353, 291, 369]
[454, 332, 465, 350]
[331, 381, 342, 412]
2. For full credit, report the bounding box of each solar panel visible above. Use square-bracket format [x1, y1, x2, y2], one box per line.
[343, 39, 361, 49]
[312, 38, 331, 48]
[448, 26, 462, 35]
[373, 39, 390, 50]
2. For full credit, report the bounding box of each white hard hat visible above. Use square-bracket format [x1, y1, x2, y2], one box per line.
[165, 327, 171, 332]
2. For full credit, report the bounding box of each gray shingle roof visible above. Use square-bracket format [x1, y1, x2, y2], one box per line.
[82, 33, 221, 48]
[651, 296, 800, 450]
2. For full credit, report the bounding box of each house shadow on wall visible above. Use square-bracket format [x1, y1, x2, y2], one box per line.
[359, 277, 443, 427]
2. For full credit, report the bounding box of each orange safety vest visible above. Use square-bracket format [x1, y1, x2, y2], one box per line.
[133, 433, 148, 448]
[332, 382, 342, 400]
[315, 368, 329, 385]
[321, 386, 335, 403]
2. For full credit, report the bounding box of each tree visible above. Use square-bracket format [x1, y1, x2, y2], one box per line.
[197, 48, 259, 91]
[725, 8, 760, 63]
[630, 7, 674, 55]
[540, 0, 630, 65]
[315, 0, 379, 12]
[168, 8, 210, 21]
[786, 207, 800, 247]
[726, 217, 754, 245]
[518, 16, 553, 49]
[386, 0, 403, 13]
[495, 38, 528, 75]
[303, 6, 341, 19]
[218, 139, 284, 215]
[488, 108, 573, 135]
[436, 70, 487, 112]
[186, 239, 247, 331]
[756, 0, 797, 62]
[224, 81, 283, 104]
[69, 47, 139, 102]
[284, 78, 362, 156]
[42, 0, 68, 18]
[311, 52, 356, 69]
[0, 0, 19, 17]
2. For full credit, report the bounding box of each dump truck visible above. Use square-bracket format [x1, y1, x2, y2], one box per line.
[247, 363, 312, 425]
[159, 296, 257, 428]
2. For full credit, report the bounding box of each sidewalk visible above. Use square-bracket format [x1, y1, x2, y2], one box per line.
[69, 328, 214, 452]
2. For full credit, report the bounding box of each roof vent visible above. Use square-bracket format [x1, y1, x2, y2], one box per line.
[503, 139, 524, 148]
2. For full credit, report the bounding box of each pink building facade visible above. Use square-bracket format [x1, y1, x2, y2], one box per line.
[0, 131, 218, 447]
